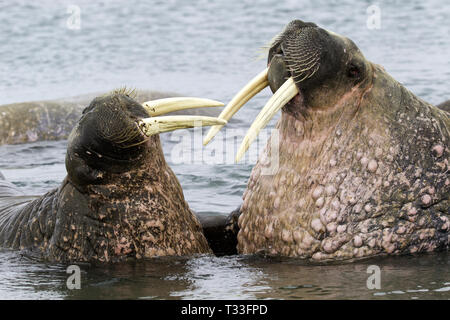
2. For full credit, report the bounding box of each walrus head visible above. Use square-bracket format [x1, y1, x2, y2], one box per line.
[266, 20, 372, 115]
[206, 20, 449, 261]
[47, 91, 226, 262]
[67, 92, 225, 185]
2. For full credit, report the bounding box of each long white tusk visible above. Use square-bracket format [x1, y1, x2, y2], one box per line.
[235, 77, 298, 162]
[203, 68, 269, 146]
[142, 97, 224, 116]
[138, 116, 227, 137]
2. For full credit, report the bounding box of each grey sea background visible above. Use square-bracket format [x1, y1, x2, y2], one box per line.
[0, 0, 449, 299]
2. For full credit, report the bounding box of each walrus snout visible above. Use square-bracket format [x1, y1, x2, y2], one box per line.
[267, 19, 318, 64]
[203, 19, 369, 162]
[267, 54, 291, 93]
[65, 92, 227, 186]
[203, 20, 322, 158]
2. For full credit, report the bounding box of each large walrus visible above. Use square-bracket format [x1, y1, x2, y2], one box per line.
[206, 20, 449, 261]
[0, 90, 228, 262]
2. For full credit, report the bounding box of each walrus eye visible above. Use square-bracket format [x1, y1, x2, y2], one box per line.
[347, 62, 360, 78]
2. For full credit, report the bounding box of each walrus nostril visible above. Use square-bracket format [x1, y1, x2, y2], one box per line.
[268, 43, 284, 65]
[268, 54, 291, 93]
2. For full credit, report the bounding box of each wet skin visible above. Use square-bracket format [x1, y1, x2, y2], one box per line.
[212, 20, 449, 261]
[437, 100, 450, 113]
[0, 93, 225, 262]
[0, 90, 221, 146]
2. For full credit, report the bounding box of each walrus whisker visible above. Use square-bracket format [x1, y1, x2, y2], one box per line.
[284, 55, 318, 65]
[284, 53, 320, 66]
[306, 64, 320, 78]
[120, 135, 151, 148]
[115, 130, 142, 145]
[254, 46, 271, 61]
[110, 86, 137, 99]
[284, 37, 321, 60]
[267, 33, 283, 50]
[285, 57, 320, 75]
[285, 51, 320, 64]
[292, 66, 320, 82]
[100, 125, 143, 147]
[292, 62, 319, 74]
[282, 48, 312, 60]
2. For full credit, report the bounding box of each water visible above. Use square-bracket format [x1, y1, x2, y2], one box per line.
[0, 0, 449, 299]
[0, 249, 449, 300]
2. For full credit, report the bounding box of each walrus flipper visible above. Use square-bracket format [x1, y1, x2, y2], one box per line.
[0, 180, 56, 251]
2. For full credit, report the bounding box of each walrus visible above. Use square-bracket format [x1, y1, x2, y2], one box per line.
[0, 90, 228, 262]
[205, 20, 449, 261]
[0, 89, 222, 146]
[437, 100, 450, 113]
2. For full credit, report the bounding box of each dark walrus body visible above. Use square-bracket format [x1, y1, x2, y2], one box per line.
[0, 93, 216, 262]
[437, 100, 450, 113]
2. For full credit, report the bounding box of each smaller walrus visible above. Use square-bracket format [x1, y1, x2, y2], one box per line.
[0, 90, 226, 262]
[206, 20, 449, 261]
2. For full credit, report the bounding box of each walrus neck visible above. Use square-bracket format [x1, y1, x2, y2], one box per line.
[277, 83, 371, 160]
[37, 136, 210, 262]
[238, 75, 389, 257]
[43, 155, 209, 262]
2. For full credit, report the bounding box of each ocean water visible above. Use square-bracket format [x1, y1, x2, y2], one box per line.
[0, 0, 449, 299]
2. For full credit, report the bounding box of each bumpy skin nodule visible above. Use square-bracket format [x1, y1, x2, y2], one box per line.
[237, 21, 449, 261]
[0, 93, 211, 262]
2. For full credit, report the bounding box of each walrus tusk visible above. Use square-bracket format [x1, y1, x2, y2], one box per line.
[203, 68, 269, 146]
[142, 97, 224, 117]
[138, 116, 227, 136]
[235, 77, 298, 162]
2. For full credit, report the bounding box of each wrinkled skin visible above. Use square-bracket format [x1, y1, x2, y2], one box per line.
[237, 20, 449, 261]
[0, 90, 221, 146]
[0, 93, 211, 262]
